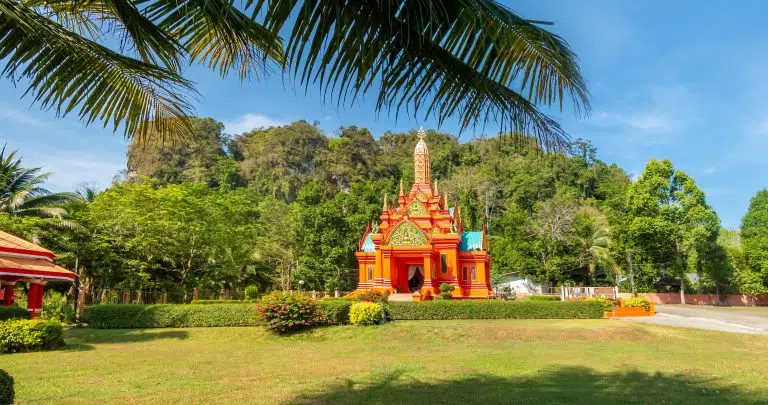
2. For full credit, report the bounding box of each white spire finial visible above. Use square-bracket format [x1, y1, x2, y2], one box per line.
[417, 127, 426, 140]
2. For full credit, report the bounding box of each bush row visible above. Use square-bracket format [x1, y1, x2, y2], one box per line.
[0, 307, 30, 321]
[84, 304, 259, 328]
[526, 295, 561, 301]
[0, 319, 64, 354]
[388, 300, 604, 320]
[190, 299, 256, 305]
[0, 369, 12, 405]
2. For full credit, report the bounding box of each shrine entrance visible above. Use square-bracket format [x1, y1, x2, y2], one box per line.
[407, 265, 424, 293]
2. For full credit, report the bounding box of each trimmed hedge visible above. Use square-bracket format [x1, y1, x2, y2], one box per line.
[84, 304, 259, 328]
[0, 319, 64, 353]
[319, 299, 353, 325]
[190, 299, 256, 305]
[0, 307, 30, 321]
[389, 300, 604, 320]
[0, 369, 12, 405]
[526, 295, 561, 301]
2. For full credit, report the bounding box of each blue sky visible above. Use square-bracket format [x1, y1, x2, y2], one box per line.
[2, 0, 768, 228]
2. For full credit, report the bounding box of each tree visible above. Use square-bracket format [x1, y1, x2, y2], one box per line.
[1, 0, 588, 147]
[622, 159, 720, 300]
[573, 207, 620, 286]
[741, 190, 768, 293]
[0, 145, 81, 224]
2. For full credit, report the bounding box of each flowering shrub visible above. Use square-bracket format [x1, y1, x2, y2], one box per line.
[586, 297, 615, 312]
[349, 302, 383, 326]
[256, 292, 321, 334]
[622, 296, 651, 311]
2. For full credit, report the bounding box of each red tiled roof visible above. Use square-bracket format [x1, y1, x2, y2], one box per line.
[0, 256, 75, 280]
[0, 231, 55, 259]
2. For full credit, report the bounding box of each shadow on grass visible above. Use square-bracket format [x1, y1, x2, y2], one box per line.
[283, 366, 763, 405]
[62, 329, 189, 350]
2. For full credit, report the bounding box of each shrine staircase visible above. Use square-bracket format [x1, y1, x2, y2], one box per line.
[388, 293, 416, 302]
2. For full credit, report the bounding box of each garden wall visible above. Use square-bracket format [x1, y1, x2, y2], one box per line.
[618, 293, 768, 306]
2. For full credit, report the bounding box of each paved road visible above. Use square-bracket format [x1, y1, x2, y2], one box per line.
[622, 305, 768, 335]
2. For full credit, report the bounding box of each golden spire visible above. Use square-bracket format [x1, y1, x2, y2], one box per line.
[383, 194, 389, 211]
[444, 191, 448, 209]
[434, 180, 438, 194]
[413, 127, 431, 185]
[399, 179, 404, 196]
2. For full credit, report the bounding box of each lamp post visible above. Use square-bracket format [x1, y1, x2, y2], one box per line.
[298, 279, 305, 293]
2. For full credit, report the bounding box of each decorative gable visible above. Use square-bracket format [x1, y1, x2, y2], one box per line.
[406, 200, 428, 216]
[387, 221, 428, 246]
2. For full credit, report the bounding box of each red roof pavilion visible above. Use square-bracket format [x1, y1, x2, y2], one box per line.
[0, 230, 76, 317]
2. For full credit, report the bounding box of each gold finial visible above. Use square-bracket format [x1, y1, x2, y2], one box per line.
[417, 126, 426, 140]
[383, 194, 389, 211]
[434, 180, 438, 194]
[413, 127, 431, 185]
[444, 191, 448, 208]
[399, 179, 404, 196]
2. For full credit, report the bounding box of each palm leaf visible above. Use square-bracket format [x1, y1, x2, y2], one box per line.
[250, 0, 589, 150]
[0, 0, 196, 139]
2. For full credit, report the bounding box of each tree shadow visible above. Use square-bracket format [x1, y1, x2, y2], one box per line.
[61, 329, 189, 351]
[283, 366, 764, 405]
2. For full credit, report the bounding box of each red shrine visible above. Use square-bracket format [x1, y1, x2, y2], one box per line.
[354, 129, 492, 300]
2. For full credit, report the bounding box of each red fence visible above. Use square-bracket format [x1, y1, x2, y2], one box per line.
[617, 293, 768, 306]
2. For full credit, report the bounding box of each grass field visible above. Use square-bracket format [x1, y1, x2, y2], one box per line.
[4, 320, 768, 404]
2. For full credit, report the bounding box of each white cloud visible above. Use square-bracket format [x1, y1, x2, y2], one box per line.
[37, 152, 124, 192]
[223, 113, 285, 134]
[702, 167, 717, 174]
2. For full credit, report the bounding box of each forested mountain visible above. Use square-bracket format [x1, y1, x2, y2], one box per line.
[4, 118, 766, 297]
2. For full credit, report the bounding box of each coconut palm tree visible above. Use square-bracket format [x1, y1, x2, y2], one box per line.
[576, 207, 621, 284]
[0, 0, 588, 149]
[0, 145, 82, 221]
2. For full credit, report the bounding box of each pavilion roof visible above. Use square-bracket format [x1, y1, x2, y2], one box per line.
[0, 231, 55, 259]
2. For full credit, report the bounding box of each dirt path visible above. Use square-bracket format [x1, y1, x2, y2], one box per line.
[622, 305, 768, 335]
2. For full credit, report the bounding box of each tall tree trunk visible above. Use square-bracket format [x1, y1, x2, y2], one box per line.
[679, 276, 686, 305]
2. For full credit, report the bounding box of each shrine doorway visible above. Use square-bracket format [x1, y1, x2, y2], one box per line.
[407, 265, 424, 293]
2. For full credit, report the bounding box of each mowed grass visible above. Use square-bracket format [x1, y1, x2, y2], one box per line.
[4, 320, 768, 404]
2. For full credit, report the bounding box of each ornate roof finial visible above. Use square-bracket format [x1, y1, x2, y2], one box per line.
[383, 194, 389, 211]
[413, 127, 431, 185]
[434, 179, 438, 194]
[444, 191, 448, 209]
[399, 179, 404, 196]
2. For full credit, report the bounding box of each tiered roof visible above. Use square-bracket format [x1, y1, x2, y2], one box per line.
[0, 231, 75, 281]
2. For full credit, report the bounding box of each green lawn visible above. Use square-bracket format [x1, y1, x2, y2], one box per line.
[4, 320, 768, 404]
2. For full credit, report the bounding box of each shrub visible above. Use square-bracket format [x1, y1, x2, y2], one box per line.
[527, 295, 560, 301]
[439, 283, 455, 293]
[256, 292, 321, 334]
[244, 285, 260, 300]
[0, 369, 12, 405]
[190, 299, 255, 305]
[0, 319, 64, 354]
[0, 307, 30, 321]
[586, 297, 615, 312]
[42, 291, 76, 324]
[622, 296, 651, 311]
[356, 290, 388, 303]
[388, 300, 603, 320]
[349, 302, 384, 326]
[84, 304, 258, 328]
[319, 299, 353, 325]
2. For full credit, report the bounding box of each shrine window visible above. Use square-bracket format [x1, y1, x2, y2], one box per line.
[440, 254, 448, 274]
[462, 266, 468, 281]
[471, 266, 477, 281]
[367, 266, 373, 281]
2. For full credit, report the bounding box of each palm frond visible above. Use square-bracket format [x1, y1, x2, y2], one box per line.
[0, 0, 196, 139]
[144, 0, 284, 80]
[250, 0, 589, 150]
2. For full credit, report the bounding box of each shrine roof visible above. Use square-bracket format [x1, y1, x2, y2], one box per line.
[361, 234, 376, 252]
[459, 232, 483, 252]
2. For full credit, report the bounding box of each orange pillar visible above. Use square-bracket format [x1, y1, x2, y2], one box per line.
[36, 281, 46, 312]
[27, 281, 39, 317]
[421, 253, 434, 296]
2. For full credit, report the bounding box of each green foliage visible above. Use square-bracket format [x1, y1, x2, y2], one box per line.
[0, 307, 30, 321]
[41, 291, 76, 324]
[586, 297, 615, 312]
[389, 300, 603, 320]
[318, 299, 353, 325]
[0, 369, 12, 405]
[622, 296, 651, 311]
[0, 319, 64, 353]
[436, 292, 453, 300]
[256, 292, 321, 334]
[84, 304, 258, 329]
[355, 290, 388, 303]
[527, 295, 560, 301]
[348, 302, 384, 326]
[189, 300, 255, 305]
[741, 190, 768, 293]
[439, 283, 455, 293]
[244, 286, 260, 300]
